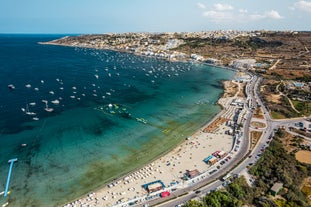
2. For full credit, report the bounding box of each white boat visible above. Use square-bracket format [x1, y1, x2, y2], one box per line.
[25, 84, 31, 88]
[95, 74, 99, 79]
[72, 86, 77, 90]
[41, 80, 44, 84]
[29, 102, 36, 106]
[25, 104, 36, 116]
[26, 111, 36, 116]
[44, 102, 54, 112]
[45, 108, 54, 112]
[8, 84, 15, 90]
[34, 87, 39, 91]
[49, 91, 54, 95]
[32, 117, 39, 121]
[51, 99, 60, 105]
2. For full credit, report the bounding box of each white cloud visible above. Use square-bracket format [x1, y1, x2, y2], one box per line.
[214, 3, 234, 11]
[249, 13, 265, 21]
[200, 3, 283, 24]
[203, 10, 233, 22]
[265, 10, 283, 19]
[293, 1, 311, 12]
[238, 9, 248, 14]
[197, 2, 206, 9]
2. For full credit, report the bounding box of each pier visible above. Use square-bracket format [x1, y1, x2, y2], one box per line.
[4, 158, 17, 197]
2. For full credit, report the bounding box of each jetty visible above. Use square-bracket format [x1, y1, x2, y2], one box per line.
[4, 158, 17, 197]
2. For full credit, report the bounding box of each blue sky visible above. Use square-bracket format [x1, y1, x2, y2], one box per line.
[1, 0, 311, 33]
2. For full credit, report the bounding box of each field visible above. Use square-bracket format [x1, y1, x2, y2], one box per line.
[253, 107, 264, 119]
[295, 150, 311, 164]
[251, 121, 266, 128]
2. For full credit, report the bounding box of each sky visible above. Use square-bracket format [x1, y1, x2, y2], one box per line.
[1, 0, 311, 34]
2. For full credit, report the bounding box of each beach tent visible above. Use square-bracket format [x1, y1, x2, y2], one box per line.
[160, 191, 170, 198]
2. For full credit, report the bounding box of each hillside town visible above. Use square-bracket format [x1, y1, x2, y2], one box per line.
[44, 30, 258, 63]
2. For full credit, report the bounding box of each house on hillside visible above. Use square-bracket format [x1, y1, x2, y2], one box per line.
[270, 182, 283, 196]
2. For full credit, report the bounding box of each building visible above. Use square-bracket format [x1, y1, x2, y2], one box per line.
[147, 182, 163, 193]
[203, 155, 216, 163]
[218, 151, 227, 159]
[231, 59, 256, 70]
[271, 182, 283, 196]
[185, 169, 200, 179]
[212, 150, 221, 157]
[209, 157, 218, 165]
[142, 180, 165, 193]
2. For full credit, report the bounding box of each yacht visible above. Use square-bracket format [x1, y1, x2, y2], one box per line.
[51, 99, 60, 105]
[8, 84, 15, 90]
[25, 84, 31, 88]
[25, 104, 36, 116]
[44, 102, 54, 112]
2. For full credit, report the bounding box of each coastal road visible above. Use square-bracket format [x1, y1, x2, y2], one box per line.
[136, 75, 256, 207]
[135, 74, 308, 207]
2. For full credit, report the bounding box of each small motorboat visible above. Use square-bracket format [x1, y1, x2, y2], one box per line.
[8, 84, 15, 90]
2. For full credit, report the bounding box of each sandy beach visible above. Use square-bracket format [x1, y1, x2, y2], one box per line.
[63, 80, 245, 207]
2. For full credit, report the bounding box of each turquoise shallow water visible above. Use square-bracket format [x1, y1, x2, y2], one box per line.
[0, 35, 235, 206]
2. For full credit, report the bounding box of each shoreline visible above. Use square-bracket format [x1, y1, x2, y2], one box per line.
[41, 39, 240, 207]
[61, 76, 241, 207]
[61, 105, 224, 206]
[39, 41, 208, 65]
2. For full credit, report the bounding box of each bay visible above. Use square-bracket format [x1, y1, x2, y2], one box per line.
[0, 34, 235, 206]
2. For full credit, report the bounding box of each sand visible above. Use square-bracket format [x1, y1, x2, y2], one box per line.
[63, 80, 244, 207]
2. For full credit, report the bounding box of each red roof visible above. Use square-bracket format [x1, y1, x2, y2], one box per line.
[160, 191, 171, 198]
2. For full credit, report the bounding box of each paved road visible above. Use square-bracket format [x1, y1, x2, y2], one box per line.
[136, 75, 257, 207]
[134, 74, 308, 207]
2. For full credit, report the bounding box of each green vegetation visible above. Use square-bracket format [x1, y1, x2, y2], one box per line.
[271, 111, 287, 119]
[267, 96, 300, 119]
[295, 76, 311, 83]
[292, 100, 311, 116]
[183, 129, 311, 207]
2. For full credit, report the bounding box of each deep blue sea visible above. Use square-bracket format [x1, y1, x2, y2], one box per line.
[0, 34, 235, 206]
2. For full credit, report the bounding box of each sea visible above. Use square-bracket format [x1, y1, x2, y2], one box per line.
[0, 34, 235, 206]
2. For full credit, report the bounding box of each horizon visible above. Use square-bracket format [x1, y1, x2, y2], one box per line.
[1, 29, 311, 36]
[1, 1, 311, 33]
